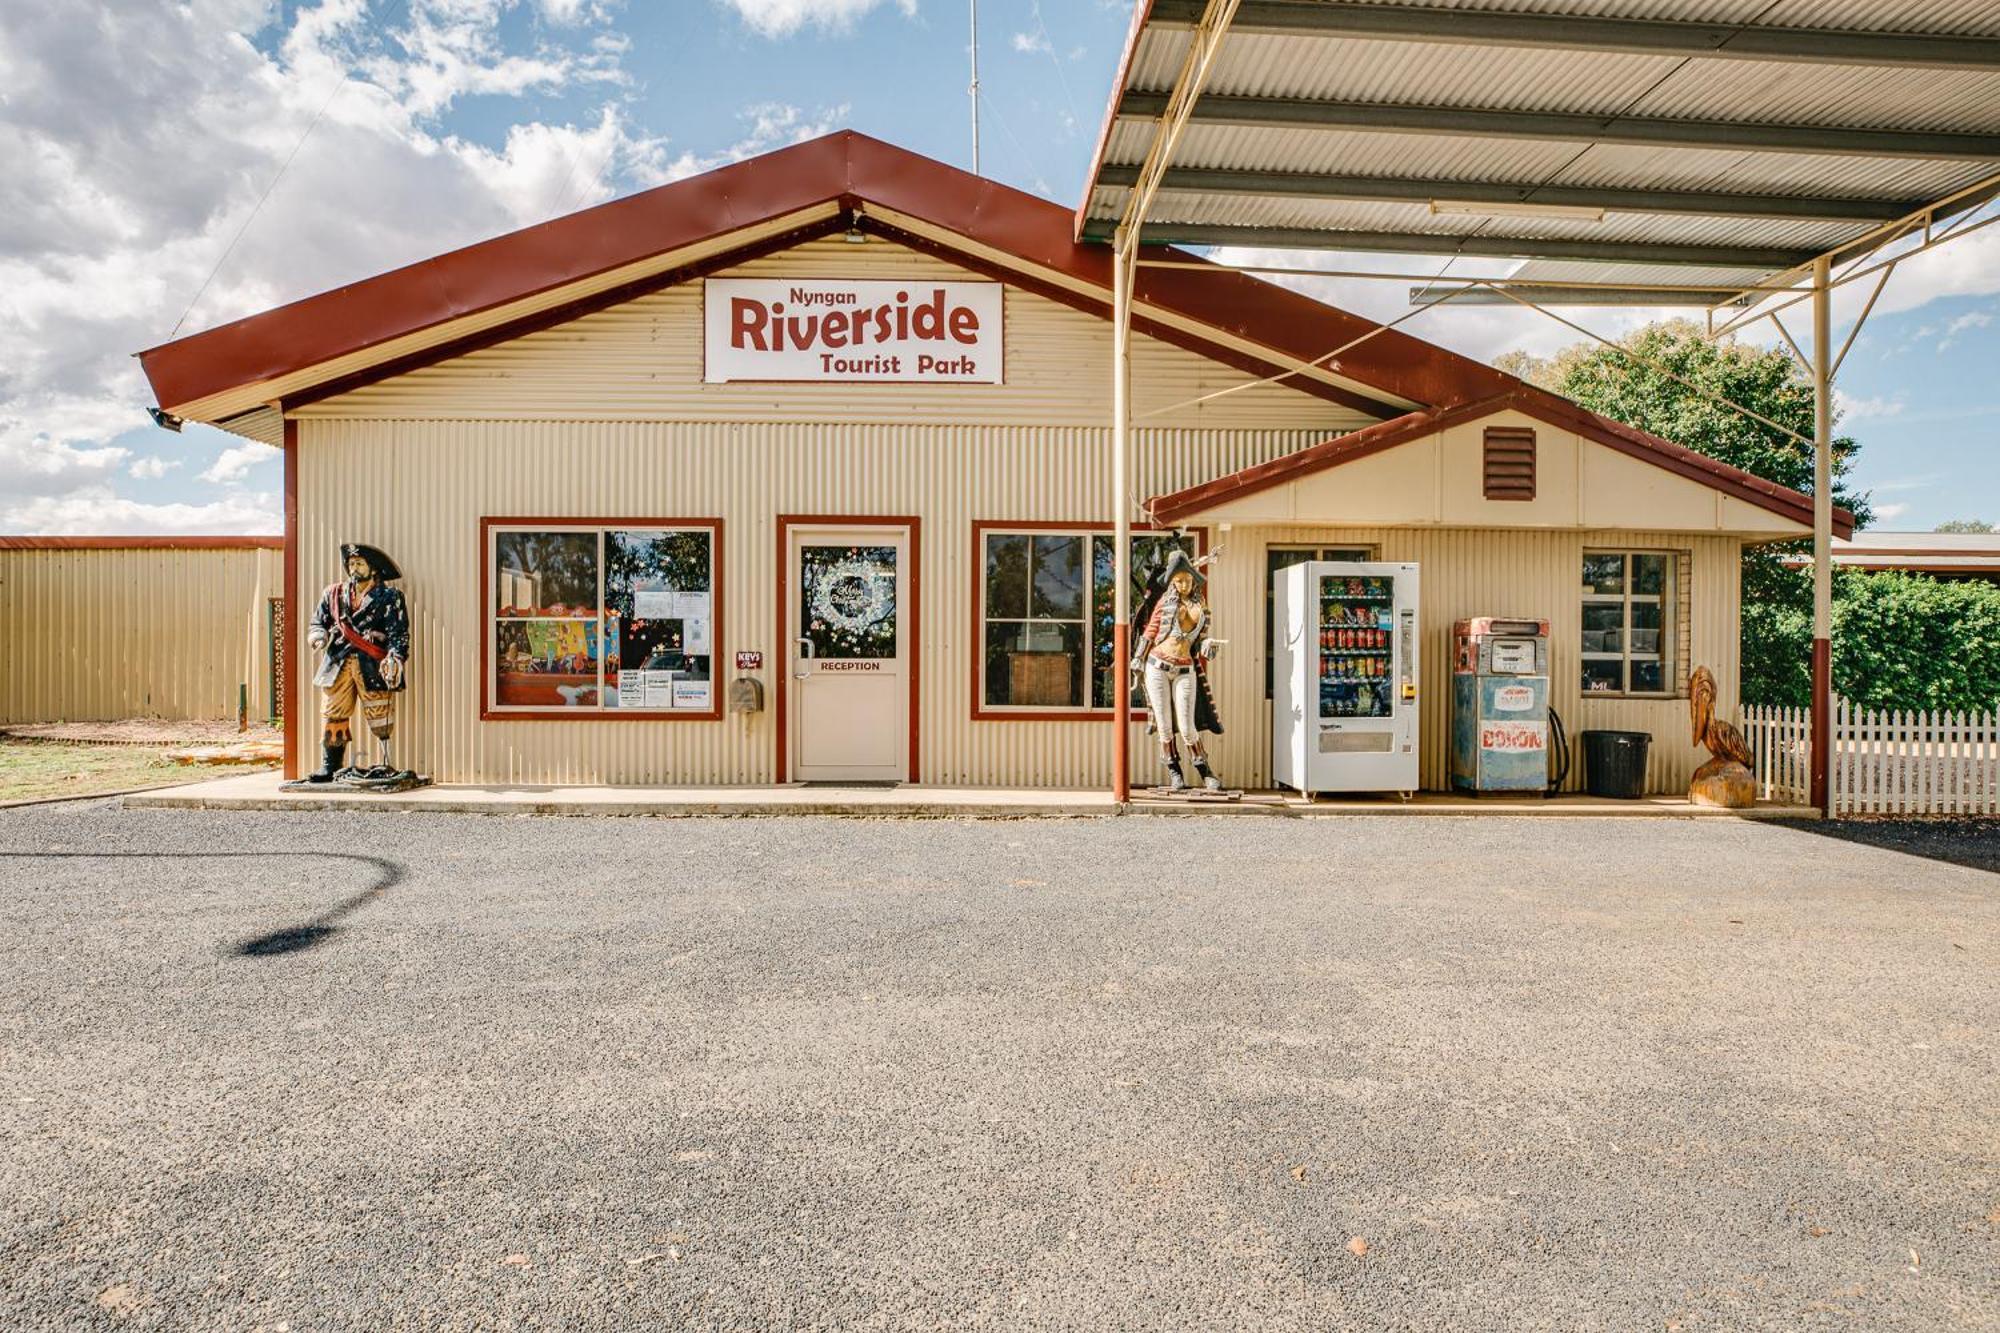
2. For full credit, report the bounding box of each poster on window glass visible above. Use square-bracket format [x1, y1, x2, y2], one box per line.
[494, 618, 600, 707]
[493, 530, 602, 708]
[604, 529, 713, 709]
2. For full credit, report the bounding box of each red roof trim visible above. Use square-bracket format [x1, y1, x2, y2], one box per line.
[138, 131, 1524, 418]
[0, 536, 283, 550]
[1148, 390, 1855, 536]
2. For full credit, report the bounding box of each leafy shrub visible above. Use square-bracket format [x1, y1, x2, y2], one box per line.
[1741, 565, 2000, 711]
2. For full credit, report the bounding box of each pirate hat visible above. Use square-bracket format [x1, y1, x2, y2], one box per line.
[1160, 546, 1204, 587]
[340, 542, 402, 581]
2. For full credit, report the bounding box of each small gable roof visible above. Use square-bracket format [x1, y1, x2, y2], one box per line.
[1148, 390, 1856, 537]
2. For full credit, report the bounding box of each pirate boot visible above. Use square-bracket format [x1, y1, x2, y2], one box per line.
[307, 740, 347, 784]
[1163, 745, 1188, 792]
[1192, 754, 1223, 793]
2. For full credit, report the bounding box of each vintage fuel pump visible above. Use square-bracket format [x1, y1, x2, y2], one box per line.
[1451, 618, 1566, 794]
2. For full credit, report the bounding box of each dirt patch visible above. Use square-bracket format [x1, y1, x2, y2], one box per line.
[1, 719, 279, 746]
[0, 737, 278, 804]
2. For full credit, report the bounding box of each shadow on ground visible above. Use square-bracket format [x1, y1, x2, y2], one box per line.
[1789, 817, 2000, 875]
[0, 850, 403, 956]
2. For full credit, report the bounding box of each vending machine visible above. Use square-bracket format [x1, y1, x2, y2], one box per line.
[1273, 562, 1421, 796]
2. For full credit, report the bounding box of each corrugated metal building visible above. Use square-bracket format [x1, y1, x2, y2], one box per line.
[132, 133, 1847, 793]
[0, 538, 283, 724]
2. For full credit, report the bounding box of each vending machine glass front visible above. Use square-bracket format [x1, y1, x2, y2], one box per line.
[1317, 573, 1396, 721]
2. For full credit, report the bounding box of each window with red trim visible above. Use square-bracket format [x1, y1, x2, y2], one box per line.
[976, 525, 1190, 715]
[486, 519, 720, 716]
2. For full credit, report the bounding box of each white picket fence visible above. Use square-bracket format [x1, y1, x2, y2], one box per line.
[1741, 704, 1813, 806]
[1741, 701, 2000, 816]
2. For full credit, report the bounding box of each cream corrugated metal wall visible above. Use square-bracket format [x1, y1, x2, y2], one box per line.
[297, 237, 1371, 434]
[297, 421, 1322, 785]
[297, 420, 1741, 793]
[1202, 527, 1740, 793]
[0, 546, 281, 724]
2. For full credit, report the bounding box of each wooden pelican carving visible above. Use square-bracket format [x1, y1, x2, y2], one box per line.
[1689, 665, 1755, 807]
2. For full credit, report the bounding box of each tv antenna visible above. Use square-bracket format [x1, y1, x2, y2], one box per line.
[968, 0, 981, 175]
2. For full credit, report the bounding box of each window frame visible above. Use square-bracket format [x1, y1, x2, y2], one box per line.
[970, 519, 1201, 722]
[1580, 547, 1676, 700]
[480, 515, 724, 722]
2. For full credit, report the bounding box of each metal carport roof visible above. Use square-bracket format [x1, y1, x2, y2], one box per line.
[1081, 0, 2000, 303]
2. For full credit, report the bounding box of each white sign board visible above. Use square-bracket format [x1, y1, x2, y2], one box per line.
[704, 278, 1003, 384]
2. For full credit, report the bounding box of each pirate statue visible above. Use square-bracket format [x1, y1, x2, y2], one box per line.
[1129, 546, 1228, 794]
[295, 542, 422, 791]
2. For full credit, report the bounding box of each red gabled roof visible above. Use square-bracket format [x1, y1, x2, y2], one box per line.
[136, 129, 1839, 538]
[1148, 390, 1856, 536]
[138, 131, 1527, 418]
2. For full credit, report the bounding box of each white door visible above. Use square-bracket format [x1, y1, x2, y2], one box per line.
[788, 526, 910, 782]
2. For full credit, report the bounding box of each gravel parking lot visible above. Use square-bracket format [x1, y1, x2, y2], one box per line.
[1, 804, 1995, 1331]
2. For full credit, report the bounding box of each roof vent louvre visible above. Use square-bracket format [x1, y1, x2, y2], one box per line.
[1483, 426, 1536, 501]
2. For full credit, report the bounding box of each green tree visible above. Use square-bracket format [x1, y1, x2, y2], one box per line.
[1503, 320, 1877, 706]
[1934, 519, 1995, 533]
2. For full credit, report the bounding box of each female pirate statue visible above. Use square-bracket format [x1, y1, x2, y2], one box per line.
[1129, 547, 1225, 793]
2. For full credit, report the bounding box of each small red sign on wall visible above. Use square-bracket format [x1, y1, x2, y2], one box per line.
[735, 651, 763, 670]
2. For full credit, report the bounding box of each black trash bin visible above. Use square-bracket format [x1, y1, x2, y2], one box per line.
[1581, 729, 1651, 799]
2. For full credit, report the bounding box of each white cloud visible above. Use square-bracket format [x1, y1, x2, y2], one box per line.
[1835, 390, 1906, 423]
[0, 0, 677, 533]
[1871, 224, 2000, 319]
[1937, 307, 1994, 351]
[199, 443, 278, 485]
[128, 457, 181, 480]
[655, 102, 848, 182]
[1012, 31, 1051, 54]
[719, 0, 918, 38]
[1874, 501, 1911, 523]
[0, 485, 280, 536]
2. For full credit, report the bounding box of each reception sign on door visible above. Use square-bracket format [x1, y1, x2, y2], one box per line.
[704, 278, 1002, 383]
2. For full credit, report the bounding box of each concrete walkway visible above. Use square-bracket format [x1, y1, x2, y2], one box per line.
[123, 770, 1817, 819]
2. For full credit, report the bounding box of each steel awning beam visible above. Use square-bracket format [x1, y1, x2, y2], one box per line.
[1408, 284, 1749, 308]
[1116, 91, 2000, 161]
[1094, 163, 1919, 223]
[1081, 219, 1815, 269]
[1146, 1, 2000, 70]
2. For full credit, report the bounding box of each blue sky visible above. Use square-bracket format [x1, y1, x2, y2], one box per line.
[3, 0, 1993, 532]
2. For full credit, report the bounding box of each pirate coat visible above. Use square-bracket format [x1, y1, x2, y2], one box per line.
[311, 579, 411, 691]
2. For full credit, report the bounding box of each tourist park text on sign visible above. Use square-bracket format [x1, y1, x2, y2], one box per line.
[704, 278, 1002, 384]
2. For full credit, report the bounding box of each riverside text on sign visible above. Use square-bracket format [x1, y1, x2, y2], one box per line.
[704, 278, 1003, 383]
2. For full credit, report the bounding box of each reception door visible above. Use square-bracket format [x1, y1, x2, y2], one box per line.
[786, 524, 911, 782]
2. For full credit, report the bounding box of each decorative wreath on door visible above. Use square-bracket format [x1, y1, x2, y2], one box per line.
[811, 556, 895, 634]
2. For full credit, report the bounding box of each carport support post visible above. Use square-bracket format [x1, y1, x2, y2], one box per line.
[1810, 256, 1833, 816]
[1112, 224, 1134, 803]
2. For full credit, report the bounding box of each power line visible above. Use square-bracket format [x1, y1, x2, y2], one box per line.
[169, 72, 347, 341]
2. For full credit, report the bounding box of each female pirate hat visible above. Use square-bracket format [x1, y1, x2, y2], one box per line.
[340, 543, 403, 582]
[1160, 545, 1204, 587]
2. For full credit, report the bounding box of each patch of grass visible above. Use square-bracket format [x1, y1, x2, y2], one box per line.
[0, 741, 273, 804]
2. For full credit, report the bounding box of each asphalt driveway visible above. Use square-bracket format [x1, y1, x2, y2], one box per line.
[1, 805, 1994, 1331]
